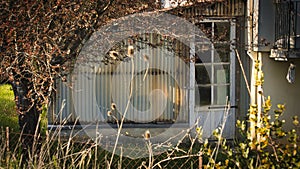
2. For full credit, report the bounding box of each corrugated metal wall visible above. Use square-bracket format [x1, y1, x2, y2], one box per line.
[49, 76, 76, 124]
[49, 33, 190, 124]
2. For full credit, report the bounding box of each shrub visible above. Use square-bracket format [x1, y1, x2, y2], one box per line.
[199, 97, 300, 168]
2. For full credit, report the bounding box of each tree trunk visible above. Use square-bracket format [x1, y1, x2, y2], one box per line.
[10, 80, 41, 166]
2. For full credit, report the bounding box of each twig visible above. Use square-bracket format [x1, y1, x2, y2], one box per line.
[268, 137, 279, 162]
[108, 58, 134, 168]
[152, 154, 199, 168]
[146, 140, 153, 169]
[152, 123, 199, 169]
[209, 97, 231, 168]
[5, 127, 10, 153]
[235, 49, 251, 97]
[198, 152, 202, 169]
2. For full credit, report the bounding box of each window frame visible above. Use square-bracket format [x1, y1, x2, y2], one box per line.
[191, 19, 236, 113]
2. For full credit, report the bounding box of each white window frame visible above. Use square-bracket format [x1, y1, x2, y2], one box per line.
[189, 19, 236, 124]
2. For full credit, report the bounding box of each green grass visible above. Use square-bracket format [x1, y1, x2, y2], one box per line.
[0, 84, 18, 131]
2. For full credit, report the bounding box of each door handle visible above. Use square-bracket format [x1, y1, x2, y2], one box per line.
[208, 105, 238, 109]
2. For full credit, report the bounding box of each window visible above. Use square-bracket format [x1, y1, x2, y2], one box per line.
[194, 20, 235, 111]
[274, 0, 300, 50]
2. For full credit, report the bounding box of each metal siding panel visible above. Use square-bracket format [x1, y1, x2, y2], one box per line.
[55, 77, 74, 124]
[52, 33, 191, 124]
[106, 67, 112, 122]
[83, 68, 88, 122]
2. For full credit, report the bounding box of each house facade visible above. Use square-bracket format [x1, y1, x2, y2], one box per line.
[249, 0, 300, 131]
[48, 0, 300, 141]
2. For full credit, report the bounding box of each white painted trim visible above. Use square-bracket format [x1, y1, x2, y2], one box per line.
[189, 28, 196, 125]
[230, 19, 236, 112]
